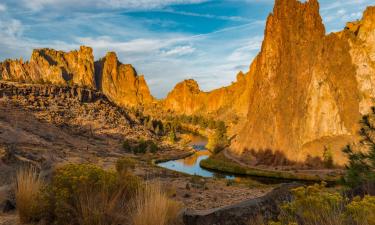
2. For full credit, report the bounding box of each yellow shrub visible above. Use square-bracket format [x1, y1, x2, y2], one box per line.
[279, 183, 345, 225]
[346, 195, 375, 225]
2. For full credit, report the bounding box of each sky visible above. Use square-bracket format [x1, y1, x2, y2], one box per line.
[0, 0, 373, 98]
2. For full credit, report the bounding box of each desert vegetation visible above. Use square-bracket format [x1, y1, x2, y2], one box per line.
[259, 183, 375, 225]
[14, 162, 181, 225]
[122, 139, 160, 154]
[341, 107, 375, 193]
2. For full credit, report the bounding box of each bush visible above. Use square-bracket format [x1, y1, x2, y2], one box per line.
[116, 157, 137, 173]
[272, 183, 375, 225]
[131, 182, 182, 225]
[132, 139, 159, 154]
[279, 183, 345, 225]
[15, 167, 45, 223]
[122, 140, 132, 152]
[50, 164, 118, 224]
[345, 195, 375, 225]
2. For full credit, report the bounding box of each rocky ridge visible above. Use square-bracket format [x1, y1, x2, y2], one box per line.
[0, 46, 154, 108]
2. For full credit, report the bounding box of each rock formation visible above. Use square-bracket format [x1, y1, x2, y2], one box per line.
[95, 52, 154, 107]
[0, 46, 96, 88]
[164, 0, 375, 164]
[231, 0, 375, 163]
[163, 71, 251, 119]
[0, 46, 154, 107]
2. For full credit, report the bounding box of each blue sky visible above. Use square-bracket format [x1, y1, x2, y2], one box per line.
[0, 0, 373, 98]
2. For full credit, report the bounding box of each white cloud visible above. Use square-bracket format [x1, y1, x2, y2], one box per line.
[227, 36, 263, 62]
[20, 0, 208, 11]
[0, 3, 7, 12]
[161, 45, 196, 57]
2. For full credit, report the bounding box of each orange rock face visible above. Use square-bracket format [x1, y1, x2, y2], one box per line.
[95, 52, 154, 107]
[0, 46, 154, 107]
[232, 0, 375, 163]
[163, 71, 251, 119]
[164, 0, 375, 164]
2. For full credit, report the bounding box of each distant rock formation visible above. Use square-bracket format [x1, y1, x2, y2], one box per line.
[163, 71, 251, 119]
[0, 46, 154, 107]
[95, 52, 154, 107]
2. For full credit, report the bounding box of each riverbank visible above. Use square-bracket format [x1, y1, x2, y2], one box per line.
[200, 152, 341, 182]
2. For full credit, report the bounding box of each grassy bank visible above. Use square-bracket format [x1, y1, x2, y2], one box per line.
[153, 149, 196, 164]
[200, 153, 340, 182]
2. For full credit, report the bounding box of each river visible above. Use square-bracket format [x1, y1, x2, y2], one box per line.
[157, 135, 293, 184]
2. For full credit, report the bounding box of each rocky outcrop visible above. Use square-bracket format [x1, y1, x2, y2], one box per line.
[227, 0, 375, 164]
[163, 71, 251, 119]
[95, 52, 154, 107]
[183, 183, 300, 225]
[0, 46, 96, 88]
[0, 81, 102, 104]
[0, 46, 154, 107]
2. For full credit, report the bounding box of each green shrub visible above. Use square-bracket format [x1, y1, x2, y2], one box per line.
[116, 157, 137, 173]
[122, 140, 132, 152]
[132, 139, 159, 154]
[323, 146, 334, 169]
[147, 140, 159, 153]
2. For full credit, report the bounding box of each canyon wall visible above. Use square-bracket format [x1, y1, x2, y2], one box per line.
[0, 46, 154, 107]
[231, 1, 375, 163]
[164, 0, 375, 163]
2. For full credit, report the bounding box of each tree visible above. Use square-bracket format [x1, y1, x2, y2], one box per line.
[323, 145, 334, 168]
[206, 121, 228, 153]
[343, 108, 375, 190]
[169, 130, 177, 143]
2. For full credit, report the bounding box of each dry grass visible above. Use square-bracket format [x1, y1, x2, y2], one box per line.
[131, 182, 182, 225]
[74, 187, 129, 225]
[15, 167, 44, 223]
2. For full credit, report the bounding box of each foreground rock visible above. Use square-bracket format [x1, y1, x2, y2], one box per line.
[183, 183, 300, 225]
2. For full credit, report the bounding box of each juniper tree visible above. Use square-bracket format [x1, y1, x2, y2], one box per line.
[343, 107, 375, 189]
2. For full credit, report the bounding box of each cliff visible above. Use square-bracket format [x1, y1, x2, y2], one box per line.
[231, 0, 375, 163]
[0, 46, 154, 107]
[95, 52, 154, 107]
[164, 0, 375, 164]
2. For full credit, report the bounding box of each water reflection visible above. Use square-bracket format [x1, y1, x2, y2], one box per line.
[158, 135, 236, 179]
[157, 135, 293, 184]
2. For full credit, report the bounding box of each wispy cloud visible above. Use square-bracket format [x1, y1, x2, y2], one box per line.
[161, 45, 196, 56]
[20, 0, 208, 11]
[160, 9, 252, 22]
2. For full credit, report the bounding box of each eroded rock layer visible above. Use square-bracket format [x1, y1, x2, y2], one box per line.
[0, 47, 154, 107]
